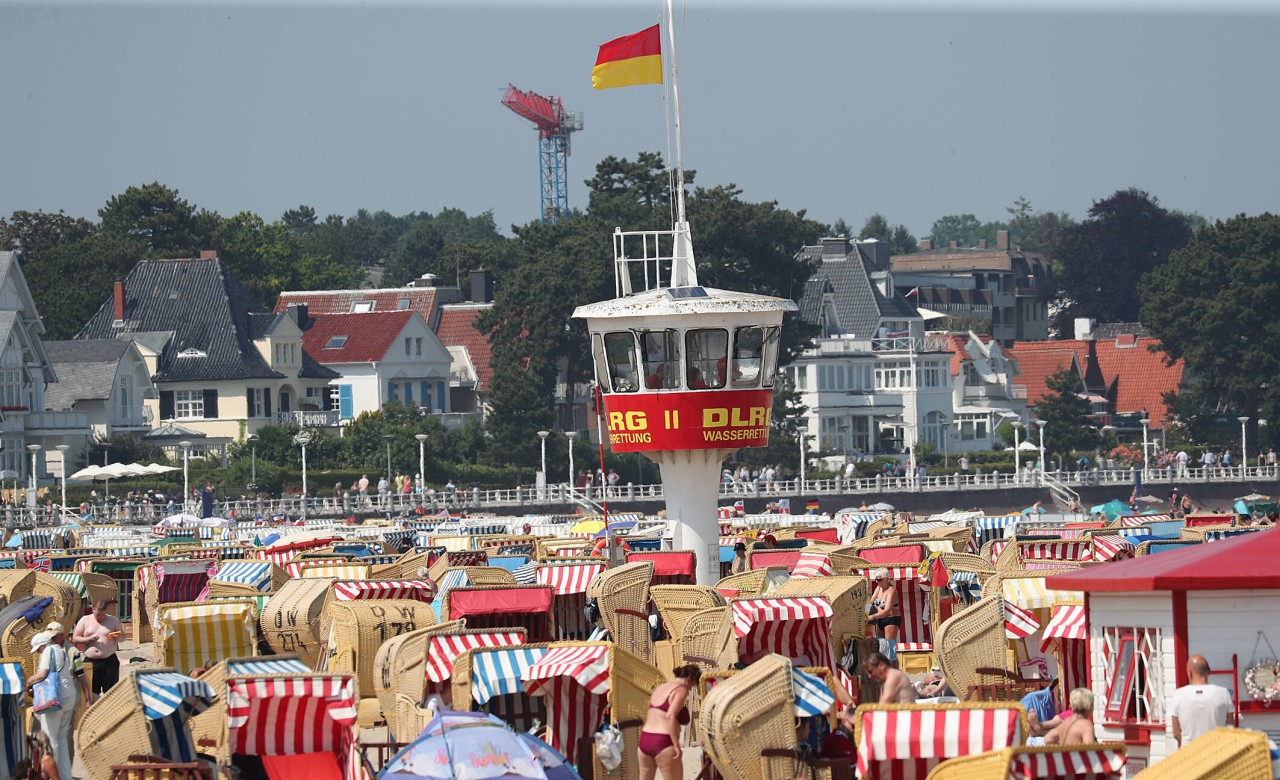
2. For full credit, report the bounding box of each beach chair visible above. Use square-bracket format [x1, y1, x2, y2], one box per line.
[1039, 600, 1089, 711]
[715, 567, 790, 599]
[135, 561, 217, 644]
[926, 744, 1126, 779]
[853, 701, 1027, 780]
[222, 672, 363, 780]
[1132, 727, 1272, 778]
[934, 597, 1010, 702]
[452, 643, 551, 735]
[187, 655, 311, 756]
[78, 669, 215, 780]
[851, 564, 935, 672]
[205, 561, 286, 599]
[442, 584, 555, 641]
[587, 560, 655, 656]
[156, 600, 259, 674]
[321, 598, 437, 696]
[537, 560, 606, 640]
[772, 575, 867, 671]
[700, 653, 797, 780]
[458, 565, 515, 586]
[651, 585, 726, 644]
[730, 595, 836, 670]
[259, 577, 333, 667]
[626, 550, 698, 585]
[0, 569, 81, 623]
[425, 550, 488, 581]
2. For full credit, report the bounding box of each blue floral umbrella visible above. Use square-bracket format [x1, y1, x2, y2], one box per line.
[380, 710, 581, 780]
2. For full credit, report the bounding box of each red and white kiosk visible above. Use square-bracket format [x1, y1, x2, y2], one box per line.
[573, 221, 795, 586]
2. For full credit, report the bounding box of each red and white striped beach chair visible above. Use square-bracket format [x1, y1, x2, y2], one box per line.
[854, 702, 1026, 779]
[444, 584, 556, 641]
[536, 561, 606, 640]
[226, 673, 366, 780]
[730, 596, 835, 669]
[925, 744, 1126, 779]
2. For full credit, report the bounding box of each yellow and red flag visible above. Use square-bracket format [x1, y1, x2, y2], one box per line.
[592, 24, 662, 90]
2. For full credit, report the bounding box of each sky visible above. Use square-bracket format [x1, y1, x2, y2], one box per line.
[2, 1, 1278, 239]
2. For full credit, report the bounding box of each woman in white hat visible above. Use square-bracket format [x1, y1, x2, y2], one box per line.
[27, 624, 79, 780]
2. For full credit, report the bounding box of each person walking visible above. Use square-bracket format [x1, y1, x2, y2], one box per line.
[73, 599, 124, 704]
[1169, 655, 1232, 746]
[638, 664, 700, 780]
[27, 627, 79, 780]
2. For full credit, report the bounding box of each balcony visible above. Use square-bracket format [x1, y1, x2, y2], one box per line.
[439, 411, 483, 430]
[810, 335, 953, 357]
[25, 410, 91, 435]
[277, 410, 341, 428]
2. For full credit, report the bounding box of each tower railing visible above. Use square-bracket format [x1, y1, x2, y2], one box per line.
[613, 227, 681, 297]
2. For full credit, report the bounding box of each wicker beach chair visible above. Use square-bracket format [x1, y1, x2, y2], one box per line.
[536, 561, 607, 640]
[205, 561, 286, 599]
[853, 701, 1027, 780]
[322, 598, 437, 694]
[370, 620, 462, 738]
[442, 584, 556, 641]
[451, 642, 552, 735]
[460, 566, 515, 586]
[826, 548, 874, 575]
[925, 743, 1126, 779]
[1132, 727, 1271, 779]
[259, 577, 333, 667]
[933, 597, 1009, 702]
[716, 566, 790, 598]
[651, 585, 727, 644]
[701, 653, 796, 780]
[155, 599, 259, 674]
[78, 668, 216, 780]
[585, 561, 653, 661]
[186, 655, 311, 758]
[772, 575, 867, 668]
[679, 605, 736, 671]
[135, 561, 216, 645]
[425, 550, 488, 582]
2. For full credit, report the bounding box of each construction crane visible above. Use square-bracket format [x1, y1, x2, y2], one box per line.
[501, 84, 583, 224]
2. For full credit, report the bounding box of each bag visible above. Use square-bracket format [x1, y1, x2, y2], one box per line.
[583, 597, 602, 627]
[593, 724, 624, 770]
[32, 647, 62, 713]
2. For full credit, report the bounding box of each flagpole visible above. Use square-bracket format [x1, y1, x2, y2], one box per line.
[663, 0, 698, 287]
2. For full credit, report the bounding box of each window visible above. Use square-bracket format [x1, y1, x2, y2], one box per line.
[1102, 626, 1165, 723]
[641, 330, 680, 390]
[324, 336, 348, 349]
[415, 337, 423, 357]
[397, 299, 411, 311]
[732, 327, 771, 388]
[599, 333, 638, 393]
[404, 337, 411, 356]
[795, 365, 808, 391]
[351, 301, 374, 313]
[388, 382, 398, 402]
[0, 369, 20, 407]
[917, 362, 943, 388]
[117, 375, 132, 420]
[404, 382, 413, 404]
[248, 388, 263, 418]
[175, 390, 203, 419]
[685, 329, 727, 389]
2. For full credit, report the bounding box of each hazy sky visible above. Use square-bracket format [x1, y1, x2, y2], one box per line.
[2, 1, 1277, 238]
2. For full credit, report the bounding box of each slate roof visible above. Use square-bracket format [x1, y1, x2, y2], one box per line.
[78, 257, 286, 383]
[796, 241, 920, 338]
[435, 304, 494, 391]
[301, 311, 416, 364]
[43, 340, 132, 409]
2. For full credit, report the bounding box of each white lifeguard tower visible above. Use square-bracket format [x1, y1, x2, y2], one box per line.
[573, 221, 796, 586]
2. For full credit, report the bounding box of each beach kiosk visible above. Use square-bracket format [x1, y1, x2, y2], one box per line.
[573, 223, 795, 586]
[1047, 527, 1280, 773]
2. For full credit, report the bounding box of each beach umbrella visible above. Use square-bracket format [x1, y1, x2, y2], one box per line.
[1090, 499, 1132, 520]
[380, 709, 580, 780]
[568, 519, 605, 536]
[1016, 440, 1039, 451]
[1237, 493, 1271, 502]
[69, 465, 106, 480]
[593, 521, 637, 538]
[1134, 495, 1164, 504]
[868, 502, 895, 511]
[159, 513, 202, 527]
[142, 463, 180, 474]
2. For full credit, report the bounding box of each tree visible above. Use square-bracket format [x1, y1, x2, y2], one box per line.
[1051, 188, 1192, 332]
[929, 214, 1005, 248]
[0, 210, 93, 256]
[98, 182, 215, 256]
[1005, 196, 1074, 256]
[933, 311, 991, 335]
[1034, 367, 1100, 457]
[39, 231, 144, 339]
[1141, 213, 1280, 436]
[857, 213, 918, 256]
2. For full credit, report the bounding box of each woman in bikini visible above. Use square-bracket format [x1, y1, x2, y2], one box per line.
[638, 664, 701, 780]
[867, 569, 902, 641]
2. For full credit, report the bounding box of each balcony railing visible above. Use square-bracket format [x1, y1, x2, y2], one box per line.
[276, 410, 340, 427]
[25, 410, 91, 433]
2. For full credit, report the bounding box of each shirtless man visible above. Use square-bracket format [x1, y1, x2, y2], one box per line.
[865, 652, 917, 704]
[1045, 688, 1096, 745]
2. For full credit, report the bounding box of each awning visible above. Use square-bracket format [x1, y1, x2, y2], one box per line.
[226, 675, 357, 755]
[449, 587, 553, 620]
[284, 558, 347, 578]
[537, 563, 606, 595]
[750, 549, 803, 572]
[332, 580, 435, 603]
[424, 631, 524, 683]
[1040, 603, 1088, 651]
[795, 529, 838, 543]
[792, 668, 835, 717]
[1017, 541, 1092, 565]
[791, 553, 834, 579]
[1003, 601, 1041, 639]
[732, 597, 833, 638]
[860, 544, 925, 565]
[1012, 748, 1125, 778]
[51, 573, 87, 599]
[1000, 577, 1083, 612]
[210, 561, 274, 590]
[137, 671, 215, 720]
[299, 564, 370, 580]
[158, 602, 259, 675]
[226, 658, 311, 676]
[471, 647, 548, 704]
[1090, 535, 1135, 562]
[852, 565, 919, 582]
[0, 661, 23, 695]
[523, 645, 611, 696]
[627, 551, 696, 578]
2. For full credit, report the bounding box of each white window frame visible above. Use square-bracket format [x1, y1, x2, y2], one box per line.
[175, 389, 203, 419]
[1101, 625, 1165, 725]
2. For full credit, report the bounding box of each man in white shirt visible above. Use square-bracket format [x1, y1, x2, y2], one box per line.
[1176, 450, 1189, 477]
[1168, 655, 1232, 746]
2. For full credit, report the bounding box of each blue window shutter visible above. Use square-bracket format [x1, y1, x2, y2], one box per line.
[437, 382, 446, 413]
[420, 382, 429, 410]
[388, 381, 397, 402]
[338, 384, 353, 420]
[404, 383, 413, 403]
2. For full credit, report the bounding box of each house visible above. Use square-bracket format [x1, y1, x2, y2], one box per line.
[792, 236, 958, 458]
[434, 303, 494, 419]
[1047, 528, 1280, 772]
[890, 230, 1052, 344]
[0, 252, 91, 483]
[44, 339, 157, 454]
[938, 331, 1026, 443]
[300, 310, 453, 422]
[78, 254, 340, 446]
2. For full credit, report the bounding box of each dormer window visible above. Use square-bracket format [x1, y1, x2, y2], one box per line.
[176, 348, 207, 359]
[351, 301, 374, 313]
[325, 336, 348, 349]
[397, 299, 411, 311]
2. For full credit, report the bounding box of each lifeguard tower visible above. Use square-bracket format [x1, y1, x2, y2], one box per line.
[573, 222, 796, 586]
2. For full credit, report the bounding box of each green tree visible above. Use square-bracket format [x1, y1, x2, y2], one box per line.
[1141, 213, 1280, 438]
[44, 232, 145, 339]
[934, 311, 992, 335]
[1052, 188, 1192, 332]
[1034, 367, 1101, 458]
[858, 213, 918, 255]
[929, 214, 1005, 248]
[0, 210, 94, 256]
[1005, 196, 1074, 256]
[98, 182, 216, 256]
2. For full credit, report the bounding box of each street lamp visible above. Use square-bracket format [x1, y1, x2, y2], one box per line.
[1011, 420, 1024, 481]
[1238, 415, 1250, 475]
[797, 417, 807, 493]
[1035, 420, 1047, 480]
[565, 431, 577, 492]
[415, 433, 428, 491]
[247, 434, 258, 490]
[1140, 418, 1150, 481]
[26, 444, 40, 518]
[55, 444, 69, 516]
[294, 429, 313, 521]
[179, 440, 192, 513]
[536, 430, 549, 500]
[383, 434, 393, 485]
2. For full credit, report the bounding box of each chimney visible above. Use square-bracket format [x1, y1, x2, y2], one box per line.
[469, 269, 494, 303]
[112, 281, 125, 326]
[978, 239, 987, 249]
[920, 239, 932, 251]
[820, 235, 852, 260]
[199, 249, 217, 260]
[1074, 317, 1096, 341]
[996, 230, 1010, 251]
[288, 303, 309, 329]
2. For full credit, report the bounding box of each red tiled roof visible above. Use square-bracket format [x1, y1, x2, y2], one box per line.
[1005, 346, 1081, 408]
[1010, 336, 1185, 427]
[275, 288, 440, 322]
[436, 305, 494, 391]
[301, 311, 415, 364]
